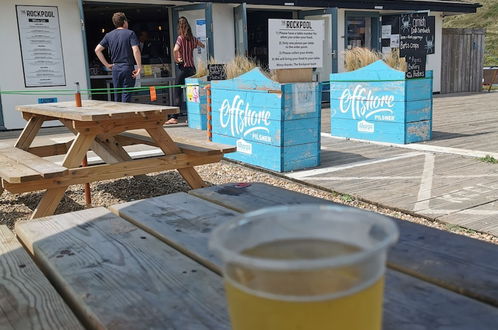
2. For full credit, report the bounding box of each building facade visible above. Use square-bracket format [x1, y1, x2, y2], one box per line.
[0, 0, 479, 130]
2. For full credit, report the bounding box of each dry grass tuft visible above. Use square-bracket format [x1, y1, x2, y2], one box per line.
[225, 56, 258, 79]
[383, 48, 407, 72]
[344, 47, 382, 71]
[344, 47, 407, 72]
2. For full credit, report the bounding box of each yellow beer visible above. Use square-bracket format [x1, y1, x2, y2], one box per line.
[224, 239, 384, 330]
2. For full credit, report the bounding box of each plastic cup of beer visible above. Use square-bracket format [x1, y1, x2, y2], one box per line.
[209, 204, 399, 330]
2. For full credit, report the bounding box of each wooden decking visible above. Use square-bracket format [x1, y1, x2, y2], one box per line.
[300, 91, 498, 236]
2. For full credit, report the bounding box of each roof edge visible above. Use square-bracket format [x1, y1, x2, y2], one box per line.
[195, 0, 480, 13]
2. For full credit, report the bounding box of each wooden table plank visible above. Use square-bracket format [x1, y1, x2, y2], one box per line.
[189, 182, 498, 307]
[15, 208, 230, 330]
[0, 147, 68, 178]
[0, 226, 82, 330]
[17, 100, 179, 122]
[110, 192, 239, 272]
[108, 191, 498, 329]
[0, 154, 41, 183]
[188, 182, 333, 211]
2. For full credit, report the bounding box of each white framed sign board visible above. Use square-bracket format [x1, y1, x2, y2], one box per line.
[16, 5, 66, 87]
[268, 19, 324, 70]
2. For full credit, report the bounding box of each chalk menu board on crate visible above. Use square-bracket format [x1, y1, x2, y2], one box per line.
[208, 64, 227, 81]
[381, 13, 435, 79]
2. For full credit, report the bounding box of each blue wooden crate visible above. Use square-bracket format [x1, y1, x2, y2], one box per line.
[186, 77, 209, 130]
[211, 68, 322, 172]
[329, 60, 433, 144]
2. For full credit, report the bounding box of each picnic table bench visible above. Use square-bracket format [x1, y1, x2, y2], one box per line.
[0, 100, 235, 219]
[1, 183, 497, 329]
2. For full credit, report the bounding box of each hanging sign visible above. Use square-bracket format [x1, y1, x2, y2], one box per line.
[268, 19, 324, 70]
[16, 5, 66, 87]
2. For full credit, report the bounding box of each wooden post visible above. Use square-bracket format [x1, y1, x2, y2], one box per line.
[205, 85, 212, 141]
[75, 82, 91, 207]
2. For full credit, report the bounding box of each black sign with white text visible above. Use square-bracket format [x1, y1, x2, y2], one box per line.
[405, 54, 427, 79]
[207, 64, 227, 81]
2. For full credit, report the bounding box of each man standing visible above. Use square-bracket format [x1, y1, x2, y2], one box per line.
[95, 12, 141, 102]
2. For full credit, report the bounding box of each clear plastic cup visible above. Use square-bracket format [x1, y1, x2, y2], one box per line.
[209, 204, 399, 330]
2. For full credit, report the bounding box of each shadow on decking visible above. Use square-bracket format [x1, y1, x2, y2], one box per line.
[431, 130, 494, 141]
[320, 149, 371, 167]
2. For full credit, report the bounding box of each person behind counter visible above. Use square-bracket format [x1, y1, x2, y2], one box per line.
[167, 16, 205, 125]
[95, 12, 141, 103]
[139, 31, 153, 65]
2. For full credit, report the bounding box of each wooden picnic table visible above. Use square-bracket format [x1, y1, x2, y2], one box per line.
[1, 182, 497, 329]
[0, 100, 235, 219]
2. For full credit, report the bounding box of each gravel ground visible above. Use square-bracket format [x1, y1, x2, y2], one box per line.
[1, 160, 497, 245]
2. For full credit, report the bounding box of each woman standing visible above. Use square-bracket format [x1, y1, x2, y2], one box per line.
[167, 17, 205, 124]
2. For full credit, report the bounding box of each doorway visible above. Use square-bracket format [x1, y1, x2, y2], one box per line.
[83, 2, 172, 103]
[345, 12, 380, 51]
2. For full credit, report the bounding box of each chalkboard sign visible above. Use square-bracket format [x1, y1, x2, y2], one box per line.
[208, 64, 227, 81]
[406, 54, 427, 79]
[399, 13, 435, 57]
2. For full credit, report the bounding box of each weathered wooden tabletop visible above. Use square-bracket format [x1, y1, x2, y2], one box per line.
[16, 100, 179, 121]
[3, 183, 498, 329]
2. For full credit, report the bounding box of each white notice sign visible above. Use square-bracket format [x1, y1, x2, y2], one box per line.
[16, 5, 66, 87]
[268, 19, 324, 70]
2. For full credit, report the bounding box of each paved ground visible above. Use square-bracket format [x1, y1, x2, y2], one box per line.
[1, 92, 498, 236]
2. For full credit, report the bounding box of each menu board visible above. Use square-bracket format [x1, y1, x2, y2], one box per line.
[16, 5, 66, 87]
[208, 64, 227, 81]
[268, 19, 324, 70]
[399, 13, 435, 57]
[381, 13, 435, 79]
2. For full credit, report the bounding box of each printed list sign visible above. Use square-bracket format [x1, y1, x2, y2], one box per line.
[16, 5, 66, 87]
[268, 19, 324, 70]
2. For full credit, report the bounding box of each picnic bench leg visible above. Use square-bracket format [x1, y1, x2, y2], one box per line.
[15, 116, 45, 150]
[31, 133, 96, 219]
[146, 127, 207, 189]
[93, 135, 134, 163]
[92, 135, 147, 180]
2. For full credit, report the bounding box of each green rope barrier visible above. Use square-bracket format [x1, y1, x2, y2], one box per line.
[0, 76, 429, 96]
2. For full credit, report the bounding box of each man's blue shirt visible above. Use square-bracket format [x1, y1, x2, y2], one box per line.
[99, 29, 139, 66]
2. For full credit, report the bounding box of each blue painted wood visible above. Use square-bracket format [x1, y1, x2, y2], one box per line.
[212, 134, 319, 172]
[330, 60, 433, 144]
[186, 77, 209, 130]
[406, 120, 432, 143]
[211, 68, 321, 172]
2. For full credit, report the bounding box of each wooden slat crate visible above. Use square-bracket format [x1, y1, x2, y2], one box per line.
[210, 68, 321, 172]
[330, 60, 433, 144]
[186, 77, 209, 130]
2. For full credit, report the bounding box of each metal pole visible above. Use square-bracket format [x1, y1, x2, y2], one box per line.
[205, 85, 212, 141]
